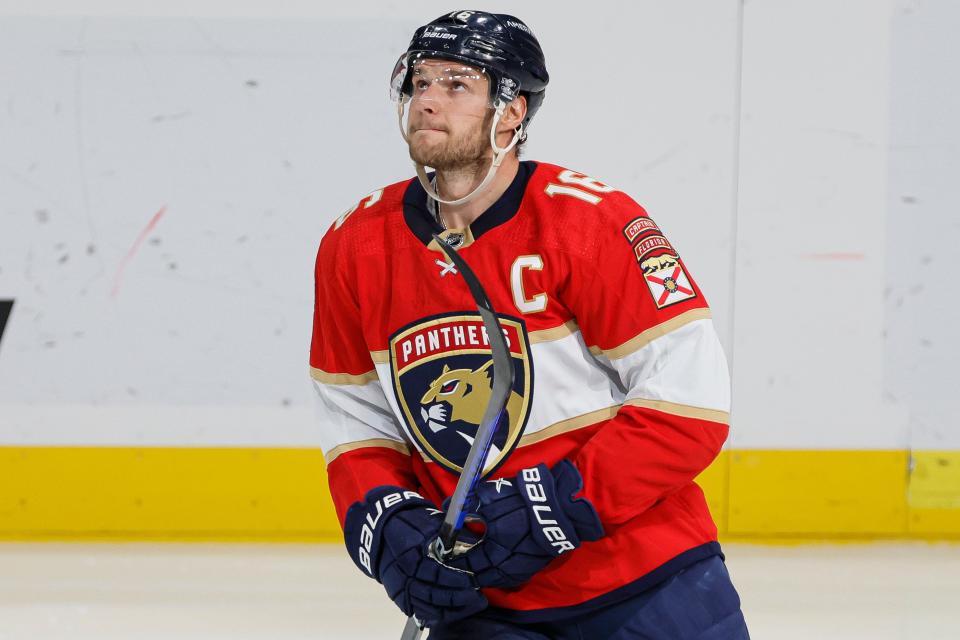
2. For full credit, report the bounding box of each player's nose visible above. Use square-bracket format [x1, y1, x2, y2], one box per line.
[413, 83, 445, 114]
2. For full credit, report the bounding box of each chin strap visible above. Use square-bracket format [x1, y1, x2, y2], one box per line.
[398, 99, 523, 207]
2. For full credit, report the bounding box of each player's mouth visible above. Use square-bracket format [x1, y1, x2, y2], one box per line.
[411, 121, 447, 132]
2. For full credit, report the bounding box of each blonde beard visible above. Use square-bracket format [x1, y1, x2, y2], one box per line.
[408, 112, 493, 172]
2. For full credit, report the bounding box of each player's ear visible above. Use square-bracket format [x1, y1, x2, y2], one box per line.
[498, 95, 527, 132]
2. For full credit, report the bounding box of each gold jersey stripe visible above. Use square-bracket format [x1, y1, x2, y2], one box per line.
[515, 397, 728, 450]
[600, 308, 713, 361]
[324, 438, 410, 465]
[369, 350, 389, 364]
[625, 398, 730, 425]
[528, 319, 579, 344]
[309, 367, 378, 386]
[518, 405, 621, 448]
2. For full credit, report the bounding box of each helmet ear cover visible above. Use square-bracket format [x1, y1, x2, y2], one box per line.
[520, 89, 546, 132]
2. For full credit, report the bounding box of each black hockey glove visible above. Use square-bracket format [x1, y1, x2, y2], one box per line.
[446, 460, 604, 589]
[343, 486, 487, 627]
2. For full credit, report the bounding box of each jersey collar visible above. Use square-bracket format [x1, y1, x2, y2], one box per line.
[402, 160, 537, 248]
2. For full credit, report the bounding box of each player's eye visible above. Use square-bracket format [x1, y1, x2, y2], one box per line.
[440, 381, 459, 394]
[451, 81, 466, 92]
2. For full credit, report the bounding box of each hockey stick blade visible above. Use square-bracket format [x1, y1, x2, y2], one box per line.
[398, 234, 516, 640]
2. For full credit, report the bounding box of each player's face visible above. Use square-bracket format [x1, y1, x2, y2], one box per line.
[405, 59, 493, 171]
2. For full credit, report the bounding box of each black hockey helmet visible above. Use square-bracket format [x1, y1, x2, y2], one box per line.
[391, 10, 549, 129]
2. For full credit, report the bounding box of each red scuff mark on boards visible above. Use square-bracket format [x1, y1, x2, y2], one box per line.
[111, 205, 168, 298]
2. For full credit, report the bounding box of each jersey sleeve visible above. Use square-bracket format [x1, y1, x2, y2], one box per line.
[563, 198, 730, 526]
[311, 221, 416, 526]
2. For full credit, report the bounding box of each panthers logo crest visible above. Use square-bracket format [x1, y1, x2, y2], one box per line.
[389, 313, 532, 476]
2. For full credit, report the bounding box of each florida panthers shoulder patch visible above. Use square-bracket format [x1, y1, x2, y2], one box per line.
[640, 254, 696, 308]
[621, 217, 697, 309]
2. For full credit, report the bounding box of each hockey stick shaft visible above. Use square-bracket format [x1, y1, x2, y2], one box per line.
[399, 235, 516, 640]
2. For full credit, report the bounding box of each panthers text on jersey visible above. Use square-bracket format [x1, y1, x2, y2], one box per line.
[310, 161, 731, 620]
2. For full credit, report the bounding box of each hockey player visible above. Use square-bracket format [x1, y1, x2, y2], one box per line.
[310, 10, 750, 639]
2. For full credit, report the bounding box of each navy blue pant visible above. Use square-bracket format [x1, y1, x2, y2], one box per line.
[429, 556, 750, 640]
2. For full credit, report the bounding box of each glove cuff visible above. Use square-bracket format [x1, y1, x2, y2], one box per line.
[343, 485, 432, 581]
[551, 459, 605, 542]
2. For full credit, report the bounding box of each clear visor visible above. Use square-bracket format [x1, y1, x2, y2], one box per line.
[391, 54, 494, 111]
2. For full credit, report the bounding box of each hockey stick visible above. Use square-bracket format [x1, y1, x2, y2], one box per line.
[399, 234, 517, 640]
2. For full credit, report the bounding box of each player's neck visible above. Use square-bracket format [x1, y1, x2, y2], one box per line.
[435, 154, 520, 229]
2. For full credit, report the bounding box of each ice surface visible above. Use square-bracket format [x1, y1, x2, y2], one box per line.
[0, 543, 957, 639]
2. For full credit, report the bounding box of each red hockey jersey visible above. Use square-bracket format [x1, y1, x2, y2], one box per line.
[310, 161, 730, 619]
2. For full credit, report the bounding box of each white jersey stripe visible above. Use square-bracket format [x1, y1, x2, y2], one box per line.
[616, 318, 731, 414]
[599, 308, 712, 361]
[522, 330, 623, 436]
[315, 317, 729, 460]
[312, 378, 406, 459]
